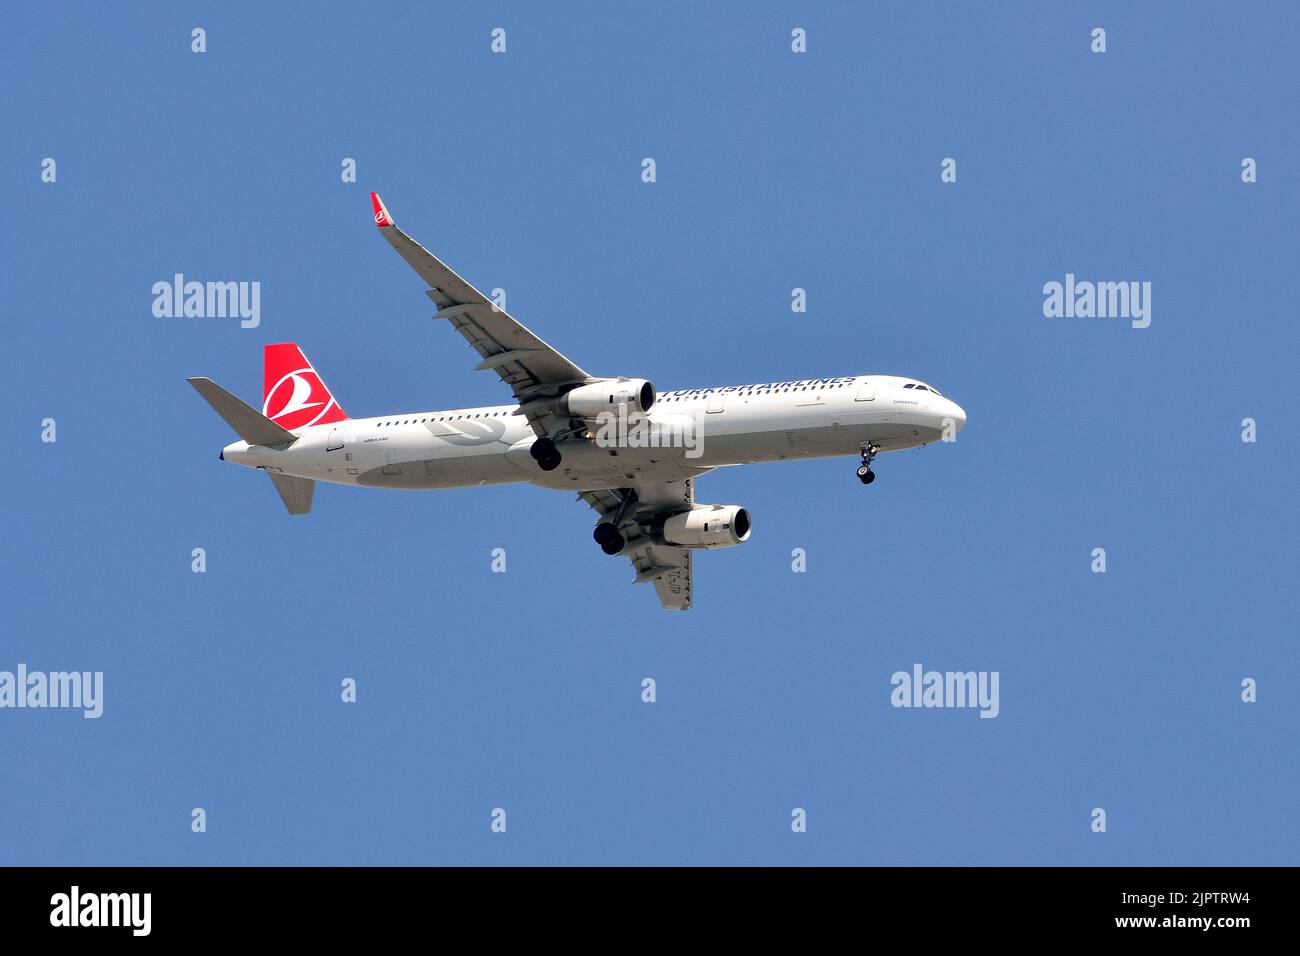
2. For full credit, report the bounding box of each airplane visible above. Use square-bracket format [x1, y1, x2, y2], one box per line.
[189, 193, 967, 610]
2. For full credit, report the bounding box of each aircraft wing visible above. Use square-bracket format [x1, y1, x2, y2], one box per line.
[370, 192, 592, 437]
[580, 479, 695, 611]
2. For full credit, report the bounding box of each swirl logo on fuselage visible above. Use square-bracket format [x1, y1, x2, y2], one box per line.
[263, 368, 335, 430]
[431, 418, 507, 446]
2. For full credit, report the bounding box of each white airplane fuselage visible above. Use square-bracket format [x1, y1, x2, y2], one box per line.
[222, 374, 967, 493]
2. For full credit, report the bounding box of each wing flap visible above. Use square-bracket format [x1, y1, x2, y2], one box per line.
[626, 539, 692, 610]
[652, 563, 691, 611]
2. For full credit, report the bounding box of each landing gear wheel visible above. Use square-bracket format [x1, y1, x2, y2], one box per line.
[856, 442, 880, 486]
[530, 437, 562, 472]
[593, 522, 624, 555]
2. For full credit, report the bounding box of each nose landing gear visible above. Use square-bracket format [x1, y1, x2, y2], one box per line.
[857, 442, 879, 485]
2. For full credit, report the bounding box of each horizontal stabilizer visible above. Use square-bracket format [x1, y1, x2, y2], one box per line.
[268, 472, 315, 515]
[188, 377, 298, 446]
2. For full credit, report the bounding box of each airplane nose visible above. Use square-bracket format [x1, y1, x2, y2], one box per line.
[943, 399, 967, 433]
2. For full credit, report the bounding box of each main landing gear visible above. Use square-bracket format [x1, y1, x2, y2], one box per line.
[857, 442, 880, 485]
[593, 489, 638, 556]
[593, 522, 624, 555]
[529, 437, 562, 472]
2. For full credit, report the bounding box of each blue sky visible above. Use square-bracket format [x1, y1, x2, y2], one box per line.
[2, 1, 1296, 865]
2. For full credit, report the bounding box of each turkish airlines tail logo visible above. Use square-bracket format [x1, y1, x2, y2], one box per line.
[262, 343, 349, 430]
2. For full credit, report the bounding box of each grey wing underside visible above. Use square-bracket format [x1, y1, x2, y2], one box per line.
[580, 479, 695, 611]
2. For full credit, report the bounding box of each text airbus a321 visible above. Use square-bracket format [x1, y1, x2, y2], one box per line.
[189, 194, 967, 610]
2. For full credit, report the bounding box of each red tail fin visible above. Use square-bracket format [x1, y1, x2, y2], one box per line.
[262, 343, 348, 430]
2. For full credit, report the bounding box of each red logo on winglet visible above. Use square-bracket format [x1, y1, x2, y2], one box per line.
[371, 192, 393, 228]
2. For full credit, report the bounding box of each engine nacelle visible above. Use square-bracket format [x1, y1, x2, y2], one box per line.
[661, 505, 752, 549]
[564, 378, 655, 417]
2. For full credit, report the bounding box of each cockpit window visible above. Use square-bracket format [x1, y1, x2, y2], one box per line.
[915, 385, 929, 392]
[903, 383, 915, 389]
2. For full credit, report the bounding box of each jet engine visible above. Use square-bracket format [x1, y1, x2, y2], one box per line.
[564, 378, 656, 416]
[660, 505, 752, 549]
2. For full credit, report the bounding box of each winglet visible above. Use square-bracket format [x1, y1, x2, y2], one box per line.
[371, 192, 394, 228]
